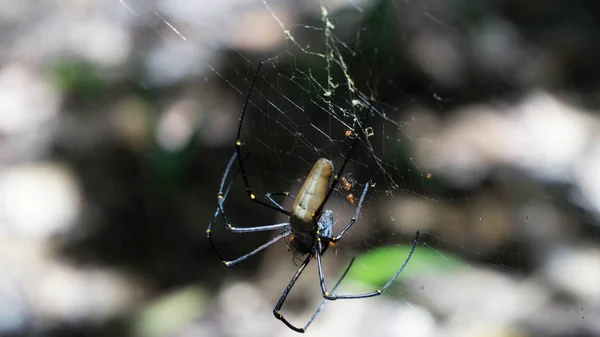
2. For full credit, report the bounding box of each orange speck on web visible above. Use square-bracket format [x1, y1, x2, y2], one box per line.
[340, 177, 352, 191]
[346, 193, 355, 205]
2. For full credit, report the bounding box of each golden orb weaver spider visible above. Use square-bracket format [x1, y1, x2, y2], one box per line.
[206, 62, 419, 333]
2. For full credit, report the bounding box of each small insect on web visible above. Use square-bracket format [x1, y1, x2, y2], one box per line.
[206, 62, 420, 333]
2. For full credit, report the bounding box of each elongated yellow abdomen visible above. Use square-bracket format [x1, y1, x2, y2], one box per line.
[290, 158, 333, 244]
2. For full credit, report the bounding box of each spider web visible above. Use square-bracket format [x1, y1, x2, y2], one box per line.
[117, 0, 545, 332]
[76, 0, 600, 336]
[197, 4, 540, 334]
[4, 0, 599, 336]
[204, 0, 466, 262]
[115, 0, 534, 297]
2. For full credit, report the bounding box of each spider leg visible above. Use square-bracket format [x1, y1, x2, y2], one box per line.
[207, 212, 291, 268]
[273, 252, 313, 333]
[313, 106, 370, 221]
[316, 231, 419, 300]
[331, 182, 369, 243]
[313, 132, 361, 219]
[264, 191, 296, 212]
[206, 151, 292, 268]
[235, 62, 291, 217]
[220, 229, 291, 268]
[209, 150, 242, 230]
[211, 153, 291, 233]
[226, 222, 291, 233]
[206, 151, 238, 247]
[303, 256, 356, 331]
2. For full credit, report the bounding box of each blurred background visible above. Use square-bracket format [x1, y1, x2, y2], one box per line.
[2, 0, 600, 336]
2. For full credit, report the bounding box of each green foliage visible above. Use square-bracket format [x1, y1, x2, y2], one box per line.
[48, 59, 108, 102]
[346, 244, 465, 287]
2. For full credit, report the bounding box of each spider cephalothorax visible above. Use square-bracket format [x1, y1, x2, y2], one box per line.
[288, 209, 335, 256]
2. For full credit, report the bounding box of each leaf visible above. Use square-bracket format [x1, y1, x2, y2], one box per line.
[345, 245, 466, 287]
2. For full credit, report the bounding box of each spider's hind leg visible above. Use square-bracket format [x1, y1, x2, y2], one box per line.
[273, 253, 313, 333]
[304, 256, 356, 331]
[315, 231, 420, 300]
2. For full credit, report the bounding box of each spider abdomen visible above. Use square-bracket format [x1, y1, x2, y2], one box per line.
[290, 158, 333, 253]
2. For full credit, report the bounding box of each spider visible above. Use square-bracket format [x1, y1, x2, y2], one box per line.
[207, 62, 420, 333]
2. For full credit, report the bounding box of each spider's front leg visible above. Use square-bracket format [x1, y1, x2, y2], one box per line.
[264, 191, 296, 212]
[206, 151, 292, 268]
[331, 182, 369, 243]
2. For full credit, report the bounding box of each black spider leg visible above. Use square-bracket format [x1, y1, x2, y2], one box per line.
[206, 151, 292, 268]
[235, 62, 292, 216]
[316, 230, 420, 300]
[273, 252, 313, 333]
[273, 243, 330, 333]
[270, 164, 365, 332]
[264, 192, 296, 212]
[313, 106, 368, 222]
[303, 257, 356, 331]
[330, 181, 369, 243]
